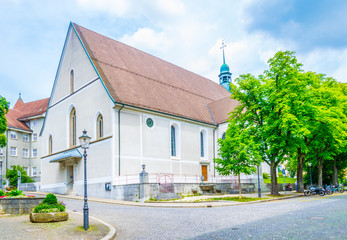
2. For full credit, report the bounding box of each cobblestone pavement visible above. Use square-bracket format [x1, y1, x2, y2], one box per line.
[0, 210, 110, 240]
[60, 192, 347, 240]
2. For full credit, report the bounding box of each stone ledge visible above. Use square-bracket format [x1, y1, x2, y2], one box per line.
[30, 212, 69, 223]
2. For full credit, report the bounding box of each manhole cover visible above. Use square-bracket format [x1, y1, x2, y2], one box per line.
[23, 228, 45, 232]
[309, 217, 325, 220]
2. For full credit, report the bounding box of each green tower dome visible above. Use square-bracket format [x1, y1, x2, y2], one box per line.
[220, 63, 230, 73]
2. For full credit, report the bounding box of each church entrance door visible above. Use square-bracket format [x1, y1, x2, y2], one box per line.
[67, 165, 74, 190]
[201, 165, 208, 181]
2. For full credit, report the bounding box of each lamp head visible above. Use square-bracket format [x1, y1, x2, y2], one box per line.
[79, 130, 91, 149]
[308, 162, 312, 167]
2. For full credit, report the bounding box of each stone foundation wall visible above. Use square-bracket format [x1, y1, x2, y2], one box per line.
[0, 197, 44, 215]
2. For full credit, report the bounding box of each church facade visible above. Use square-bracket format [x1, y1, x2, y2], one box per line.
[40, 22, 251, 200]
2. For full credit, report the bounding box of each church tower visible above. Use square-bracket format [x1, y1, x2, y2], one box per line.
[218, 41, 232, 92]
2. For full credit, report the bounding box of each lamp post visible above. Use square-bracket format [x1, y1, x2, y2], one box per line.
[308, 162, 312, 186]
[0, 152, 3, 190]
[257, 165, 261, 198]
[79, 130, 91, 231]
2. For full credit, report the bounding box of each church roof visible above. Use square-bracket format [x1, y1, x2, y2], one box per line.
[73, 23, 236, 125]
[6, 98, 49, 131]
[208, 97, 239, 124]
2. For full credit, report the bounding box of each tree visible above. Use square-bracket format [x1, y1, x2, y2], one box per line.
[0, 96, 9, 147]
[5, 165, 34, 187]
[214, 118, 262, 198]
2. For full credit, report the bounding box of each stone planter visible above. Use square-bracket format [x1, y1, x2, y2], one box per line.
[30, 212, 69, 223]
[0, 197, 44, 215]
[199, 185, 215, 191]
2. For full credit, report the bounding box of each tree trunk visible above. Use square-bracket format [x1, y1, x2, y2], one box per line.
[333, 157, 338, 185]
[270, 161, 279, 195]
[238, 174, 242, 199]
[296, 147, 305, 193]
[317, 157, 323, 187]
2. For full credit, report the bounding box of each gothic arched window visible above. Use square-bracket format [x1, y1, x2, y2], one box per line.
[171, 125, 176, 156]
[97, 114, 103, 139]
[70, 108, 76, 147]
[49, 135, 53, 154]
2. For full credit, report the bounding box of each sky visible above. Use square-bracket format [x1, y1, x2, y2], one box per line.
[1, 0, 347, 107]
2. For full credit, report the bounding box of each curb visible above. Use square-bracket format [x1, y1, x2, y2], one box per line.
[24, 191, 304, 208]
[67, 210, 117, 240]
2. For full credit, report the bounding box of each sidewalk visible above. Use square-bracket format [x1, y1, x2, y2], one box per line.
[0, 209, 116, 240]
[25, 190, 303, 208]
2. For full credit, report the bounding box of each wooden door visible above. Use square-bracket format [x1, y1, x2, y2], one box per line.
[201, 165, 208, 181]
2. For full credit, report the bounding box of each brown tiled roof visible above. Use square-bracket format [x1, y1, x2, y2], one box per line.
[6, 98, 49, 131]
[208, 97, 240, 124]
[73, 23, 234, 124]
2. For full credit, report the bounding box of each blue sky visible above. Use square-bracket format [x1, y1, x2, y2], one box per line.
[1, 0, 347, 107]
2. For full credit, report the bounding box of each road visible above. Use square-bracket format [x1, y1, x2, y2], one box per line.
[60, 193, 347, 240]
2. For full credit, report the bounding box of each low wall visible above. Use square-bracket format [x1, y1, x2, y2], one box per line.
[0, 197, 44, 215]
[19, 183, 40, 192]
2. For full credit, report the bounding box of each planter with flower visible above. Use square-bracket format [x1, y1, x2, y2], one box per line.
[30, 193, 68, 223]
[0, 189, 43, 215]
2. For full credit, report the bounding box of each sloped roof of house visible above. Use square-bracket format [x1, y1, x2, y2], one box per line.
[6, 98, 49, 131]
[72, 23, 237, 125]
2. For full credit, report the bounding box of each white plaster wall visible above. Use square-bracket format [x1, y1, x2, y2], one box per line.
[50, 28, 98, 106]
[41, 27, 114, 187]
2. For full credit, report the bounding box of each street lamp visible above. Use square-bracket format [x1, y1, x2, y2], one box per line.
[308, 162, 312, 186]
[79, 130, 91, 231]
[0, 152, 3, 190]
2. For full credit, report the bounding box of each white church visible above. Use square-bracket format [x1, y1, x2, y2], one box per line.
[40, 22, 260, 200]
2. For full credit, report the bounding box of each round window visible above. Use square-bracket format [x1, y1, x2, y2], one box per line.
[146, 118, 154, 128]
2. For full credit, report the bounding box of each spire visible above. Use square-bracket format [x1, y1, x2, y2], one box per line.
[218, 40, 232, 92]
[19, 91, 22, 99]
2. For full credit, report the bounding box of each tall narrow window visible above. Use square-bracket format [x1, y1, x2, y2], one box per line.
[70, 70, 74, 94]
[222, 132, 226, 140]
[70, 108, 76, 147]
[97, 114, 103, 139]
[171, 125, 176, 156]
[200, 131, 204, 158]
[49, 135, 53, 154]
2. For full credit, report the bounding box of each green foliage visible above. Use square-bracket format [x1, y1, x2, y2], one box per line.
[43, 193, 58, 205]
[0, 189, 4, 196]
[8, 189, 23, 197]
[263, 172, 269, 179]
[264, 177, 297, 184]
[278, 171, 283, 177]
[5, 165, 34, 186]
[0, 96, 9, 148]
[33, 202, 65, 213]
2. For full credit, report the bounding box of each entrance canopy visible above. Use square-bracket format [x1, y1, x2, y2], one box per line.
[49, 149, 82, 166]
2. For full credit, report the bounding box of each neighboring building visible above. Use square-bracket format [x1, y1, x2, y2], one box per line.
[40, 22, 256, 200]
[2, 96, 49, 182]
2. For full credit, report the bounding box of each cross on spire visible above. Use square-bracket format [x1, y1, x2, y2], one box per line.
[220, 40, 227, 64]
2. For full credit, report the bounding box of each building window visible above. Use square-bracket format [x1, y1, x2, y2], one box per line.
[23, 167, 29, 175]
[23, 148, 29, 158]
[146, 118, 154, 128]
[222, 132, 226, 140]
[70, 69, 74, 94]
[23, 134, 29, 142]
[32, 120, 38, 126]
[171, 125, 176, 156]
[32, 167, 37, 176]
[33, 133, 38, 141]
[97, 114, 103, 139]
[32, 149, 37, 158]
[70, 108, 76, 147]
[49, 135, 53, 154]
[10, 131, 17, 139]
[10, 147, 17, 156]
[200, 132, 204, 158]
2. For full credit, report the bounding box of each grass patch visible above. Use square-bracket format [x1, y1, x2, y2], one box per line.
[75, 225, 98, 232]
[195, 196, 267, 202]
[264, 177, 296, 184]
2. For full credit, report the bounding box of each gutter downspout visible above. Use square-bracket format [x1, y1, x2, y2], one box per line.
[213, 126, 217, 178]
[118, 104, 124, 176]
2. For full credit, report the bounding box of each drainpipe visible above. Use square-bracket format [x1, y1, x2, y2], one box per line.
[118, 104, 124, 176]
[213, 126, 217, 178]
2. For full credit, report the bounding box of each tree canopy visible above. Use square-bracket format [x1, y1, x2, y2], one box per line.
[0, 96, 9, 148]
